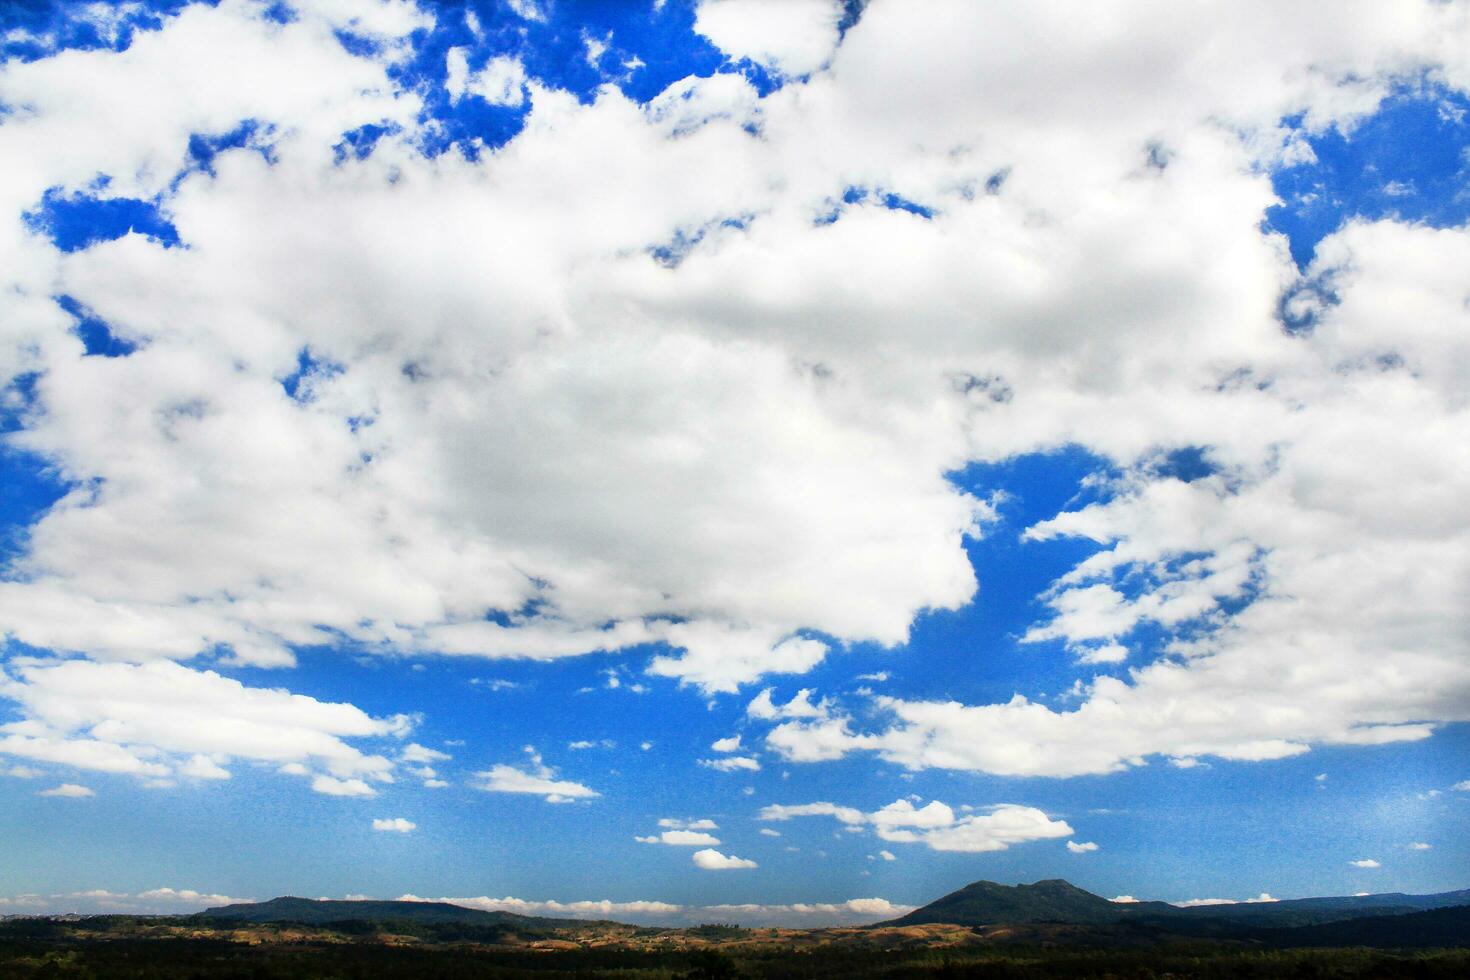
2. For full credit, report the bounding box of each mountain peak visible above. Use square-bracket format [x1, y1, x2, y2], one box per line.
[886, 879, 1123, 927]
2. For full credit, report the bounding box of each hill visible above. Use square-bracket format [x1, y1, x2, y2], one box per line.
[883, 879, 1470, 931]
[884, 878, 1146, 927]
[1261, 904, 1470, 948]
[196, 896, 575, 931]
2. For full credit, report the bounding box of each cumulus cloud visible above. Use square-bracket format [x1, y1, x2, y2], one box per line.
[473, 749, 598, 803]
[1067, 840, 1099, 853]
[692, 848, 758, 870]
[1409, 842, 1432, 850]
[693, 0, 846, 78]
[372, 817, 416, 833]
[0, 0, 1466, 805]
[0, 659, 404, 790]
[1350, 859, 1381, 868]
[760, 798, 1073, 853]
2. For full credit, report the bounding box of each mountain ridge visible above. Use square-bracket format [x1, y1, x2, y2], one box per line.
[880, 879, 1470, 929]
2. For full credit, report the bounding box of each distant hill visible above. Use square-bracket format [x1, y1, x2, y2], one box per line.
[882, 879, 1470, 931]
[1260, 904, 1470, 948]
[196, 896, 576, 931]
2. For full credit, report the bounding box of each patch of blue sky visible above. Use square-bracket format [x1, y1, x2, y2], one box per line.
[56, 294, 139, 357]
[1268, 85, 1470, 270]
[279, 347, 346, 403]
[24, 184, 179, 253]
[0, 0, 204, 64]
[0, 446, 70, 569]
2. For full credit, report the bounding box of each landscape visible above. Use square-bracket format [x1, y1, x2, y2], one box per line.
[4, 880, 1469, 977]
[3, 1, 1470, 979]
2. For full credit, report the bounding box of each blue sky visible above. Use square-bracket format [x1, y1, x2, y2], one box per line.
[1, 0, 1468, 924]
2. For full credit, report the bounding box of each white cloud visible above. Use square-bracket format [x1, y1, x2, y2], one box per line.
[1111, 895, 1139, 904]
[0, 659, 403, 789]
[473, 750, 598, 803]
[0, 0, 1466, 799]
[878, 849, 896, 861]
[180, 754, 231, 780]
[760, 828, 781, 837]
[390, 892, 908, 927]
[39, 782, 94, 798]
[711, 735, 741, 752]
[692, 848, 757, 870]
[4, 765, 43, 778]
[658, 817, 719, 830]
[636, 829, 721, 846]
[699, 755, 760, 772]
[1067, 840, 1099, 853]
[400, 743, 450, 764]
[311, 775, 377, 797]
[1453, 780, 1470, 792]
[372, 817, 416, 832]
[694, 0, 845, 77]
[1350, 859, 1381, 868]
[1175, 893, 1278, 908]
[1409, 842, 1431, 850]
[759, 798, 1072, 853]
[445, 48, 527, 107]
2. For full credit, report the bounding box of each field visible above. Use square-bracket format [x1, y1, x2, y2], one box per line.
[2, 916, 1468, 979]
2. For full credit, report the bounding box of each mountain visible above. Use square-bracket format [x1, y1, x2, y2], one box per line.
[196, 896, 575, 930]
[882, 879, 1470, 931]
[884, 879, 1151, 927]
[1259, 904, 1470, 948]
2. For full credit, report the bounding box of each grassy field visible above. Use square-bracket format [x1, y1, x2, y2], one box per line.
[2, 937, 1468, 979]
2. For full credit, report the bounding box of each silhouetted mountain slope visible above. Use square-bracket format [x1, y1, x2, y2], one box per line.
[886, 879, 1137, 926]
[1259, 904, 1470, 948]
[196, 896, 575, 930]
[884, 880, 1470, 930]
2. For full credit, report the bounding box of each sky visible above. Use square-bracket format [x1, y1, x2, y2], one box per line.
[0, 0, 1468, 927]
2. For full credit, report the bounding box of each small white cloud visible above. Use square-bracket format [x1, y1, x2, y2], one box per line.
[5, 765, 43, 778]
[1315, 773, 1328, 781]
[879, 849, 896, 861]
[401, 743, 451, 764]
[711, 735, 742, 752]
[1351, 858, 1381, 868]
[180, 755, 231, 780]
[372, 817, 417, 833]
[1452, 780, 1470, 792]
[760, 828, 781, 837]
[700, 755, 760, 772]
[473, 750, 598, 803]
[1409, 842, 1432, 850]
[311, 775, 376, 797]
[39, 783, 94, 798]
[637, 829, 722, 846]
[855, 672, 890, 683]
[640, 741, 653, 751]
[1111, 895, 1139, 904]
[1066, 840, 1099, 853]
[692, 848, 757, 870]
[1169, 757, 1200, 769]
